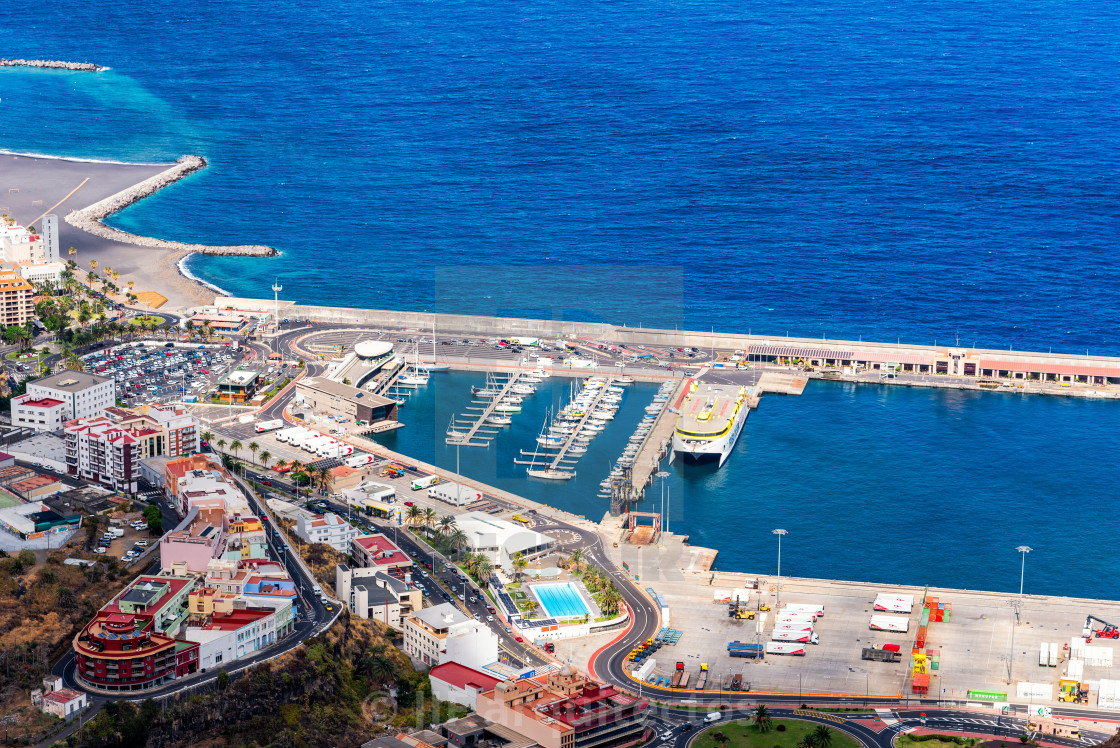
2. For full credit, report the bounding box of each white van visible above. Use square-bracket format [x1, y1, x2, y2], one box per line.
[704, 712, 722, 723]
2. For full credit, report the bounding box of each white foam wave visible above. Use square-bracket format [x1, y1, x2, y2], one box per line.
[177, 253, 233, 297]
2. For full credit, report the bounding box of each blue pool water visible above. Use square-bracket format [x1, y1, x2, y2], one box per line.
[534, 582, 592, 619]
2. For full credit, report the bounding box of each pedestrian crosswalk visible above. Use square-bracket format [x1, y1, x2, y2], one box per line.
[792, 709, 847, 724]
[138, 490, 162, 502]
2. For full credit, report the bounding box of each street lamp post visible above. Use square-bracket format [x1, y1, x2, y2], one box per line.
[1010, 545, 1032, 682]
[772, 529, 787, 611]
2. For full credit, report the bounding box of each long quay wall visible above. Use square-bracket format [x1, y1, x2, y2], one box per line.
[216, 296, 1120, 390]
[1, 58, 108, 72]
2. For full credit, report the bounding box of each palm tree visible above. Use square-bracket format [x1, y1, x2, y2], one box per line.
[512, 551, 528, 582]
[228, 439, 242, 462]
[405, 504, 423, 528]
[202, 319, 212, 341]
[201, 430, 213, 444]
[569, 548, 584, 573]
[216, 438, 227, 453]
[752, 704, 772, 733]
[474, 554, 493, 582]
[369, 655, 397, 685]
[259, 450, 272, 470]
[599, 585, 623, 616]
[68, 246, 76, 261]
[422, 506, 437, 534]
[185, 319, 195, 339]
[316, 464, 335, 495]
[812, 725, 833, 748]
[127, 279, 134, 293]
[248, 441, 260, 465]
[447, 527, 468, 561]
[437, 514, 456, 539]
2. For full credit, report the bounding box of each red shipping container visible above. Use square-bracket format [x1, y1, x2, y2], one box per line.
[916, 626, 927, 647]
[912, 673, 929, 694]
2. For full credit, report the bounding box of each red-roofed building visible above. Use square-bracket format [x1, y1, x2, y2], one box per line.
[64, 417, 141, 493]
[476, 668, 649, 748]
[352, 532, 412, 574]
[429, 662, 501, 709]
[39, 687, 88, 720]
[11, 393, 68, 432]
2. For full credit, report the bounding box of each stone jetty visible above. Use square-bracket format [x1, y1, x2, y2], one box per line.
[66, 156, 278, 258]
[1, 58, 108, 72]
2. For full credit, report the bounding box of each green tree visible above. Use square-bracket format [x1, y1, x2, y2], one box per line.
[568, 548, 584, 573]
[405, 504, 423, 528]
[812, 725, 833, 748]
[229, 439, 243, 462]
[447, 527, 468, 560]
[217, 669, 230, 690]
[56, 586, 77, 608]
[248, 440, 260, 464]
[512, 551, 528, 582]
[437, 514, 456, 539]
[217, 437, 227, 452]
[143, 504, 162, 534]
[259, 450, 272, 470]
[17, 549, 35, 567]
[422, 506, 437, 534]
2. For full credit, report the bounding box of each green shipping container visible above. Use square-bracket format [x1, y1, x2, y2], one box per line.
[920, 609, 930, 626]
[931, 657, 940, 671]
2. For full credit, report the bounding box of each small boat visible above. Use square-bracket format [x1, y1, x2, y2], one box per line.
[607, 386, 625, 394]
[495, 403, 522, 413]
[537, 435, 564, 446]
[510, 384, 535, 395]
[487, 415, 512, 425]
[527, 468, 574, 480]
[501, 395, 523, 405]
[418, 362, 450, 372]
[616, 376, 635, 385]
[568, 446, 587, 455]
[473, 387, 501, 397]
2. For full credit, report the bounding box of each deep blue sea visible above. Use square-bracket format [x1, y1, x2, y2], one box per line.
[3, 0, 1119, 595]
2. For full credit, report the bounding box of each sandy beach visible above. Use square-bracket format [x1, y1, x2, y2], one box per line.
[0, 153, 272, 311]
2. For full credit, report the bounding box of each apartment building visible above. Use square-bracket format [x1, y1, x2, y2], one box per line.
[0, 272, 35, 325]
[105, 403, 199, 458]
[29, 371, 115, 420]
[402, 603, 498, 670]
[335, 563, 422, 627]
[475, 667, 650, 748]
[64, 417, 141, 494]
[351, 532, 412, 575]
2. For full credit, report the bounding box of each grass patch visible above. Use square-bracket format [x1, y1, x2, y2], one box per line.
[692, 720, 862, 748]
[4, 351, 38, 361]
[897, 737, 982, 748]
[129, 315, 165, 326]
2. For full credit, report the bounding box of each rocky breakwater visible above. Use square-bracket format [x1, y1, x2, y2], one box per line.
[66, 155, 277, 257]
[1, 58, 109, 72]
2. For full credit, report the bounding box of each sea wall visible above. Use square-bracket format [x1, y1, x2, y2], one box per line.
[0, 58, 107, 72]
[66, 155, 277, 257]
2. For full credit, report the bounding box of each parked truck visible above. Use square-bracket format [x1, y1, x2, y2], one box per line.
[677, 670, 690, 689]
[775, 614, 816, 626]
[696, 664, 709, 690]
[773, 623, 814, 634]
[670, 670, 683, 688]
[1049, 642, 1059, 667]
[1041, 642, 1050, 667]
[255, 419, 284, 433]
[411, 475, 440, 491]
[345, 453, 376, 468]
[727, 642, 765, 659]
[766, 642, 808, 656]
[772, 629, 818, 644]
[730, 674, 743, 691]
[276, 427, 306, 444]
[863, 647, 902, 663]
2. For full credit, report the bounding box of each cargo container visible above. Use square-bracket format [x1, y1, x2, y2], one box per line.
[916, 626, 927, 647]
[772, 629, 818, 644]
[635, 659, 656, 681]
[912, 672, 929, 694]
[863, 647, 902, 663]
[1041, 643, 1050, 667]
[670, 670, 683, 688]
[677, 671, 690, 689]
[882, 643, 901, 652]
[345, 453, 376, 468]
[428, 482, 482, 507]
[298, 432, 326, 450]
[874, 594, 914, 613]
[869, 615, 910, 633]
[783, 603, 824, 617]
[766, 642, 807, 656]
[411, 475, 440, 490]
[727, 642, 765, 659]
[1049, 642, 1059, 667]
[255, 418, 284, 433]
[277, 427, 306, 444]
[774, 615, 816, 627]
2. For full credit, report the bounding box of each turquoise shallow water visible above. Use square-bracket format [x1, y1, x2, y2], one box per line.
[377, 372, 1119, 598]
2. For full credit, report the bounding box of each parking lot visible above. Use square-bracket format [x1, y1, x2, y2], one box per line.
[93, 516, 155, 564]
[80, 340, 293, 407]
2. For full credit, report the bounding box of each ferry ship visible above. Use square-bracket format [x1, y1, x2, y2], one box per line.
[670, 383, 749, 467]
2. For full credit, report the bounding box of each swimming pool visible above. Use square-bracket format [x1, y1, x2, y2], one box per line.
[533, 582, 591, 618]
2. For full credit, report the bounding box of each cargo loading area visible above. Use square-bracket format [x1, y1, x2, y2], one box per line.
[605, 537, 1120, 708]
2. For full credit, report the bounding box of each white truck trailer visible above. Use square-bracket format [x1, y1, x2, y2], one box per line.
[869, 615, 910, 633]
[772, 629, 818, 644]
[783, 603, 825, 617]
[874, 594, 914, 613]
[411, 475, 440, 491]
[255, 419, 284, 433]
[345, 453, 376, 468]
[428, 482, 482, 507]
[765, 642, 808, 656]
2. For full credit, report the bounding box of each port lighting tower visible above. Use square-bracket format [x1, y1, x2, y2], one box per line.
[1009, 545, 1032, 683]
[656, 471, 669, 543]
[773, 529, 787, 611]
[271, 279, 282, 341]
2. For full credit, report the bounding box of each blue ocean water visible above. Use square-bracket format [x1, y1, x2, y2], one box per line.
[3, 0, 1119, 596]
[382, 373, 1118, 598]
[2, 0, 1119, 353]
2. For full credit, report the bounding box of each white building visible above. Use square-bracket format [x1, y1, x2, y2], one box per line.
[16, 261, 67, 287]
[40, 214, 60, 263]
[295, 512, 358, 553]
[427, 662, 501, 710]
[28, 371, 115, 420]
[454, 511, 556, 573]
[10, 393, 68, 431]
[402, 602, 498, 670]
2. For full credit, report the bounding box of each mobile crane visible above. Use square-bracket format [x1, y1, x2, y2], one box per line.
[1083, 615, 1119, 640]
